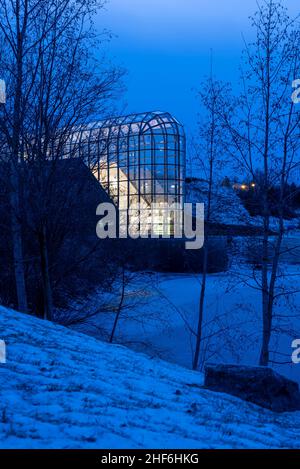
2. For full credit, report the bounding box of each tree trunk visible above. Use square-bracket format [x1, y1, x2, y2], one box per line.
[10, 162, 28, 313]
[193, 242, 208, 370]
[259, 303, 271, 366]
[8, 0, 29, 313]
[39, 225, 53, 321]
[259, 11, 271, 366]
[259, 216, 270, 366]
[193, 80, 215, 371]
[110, 267, 125, 343]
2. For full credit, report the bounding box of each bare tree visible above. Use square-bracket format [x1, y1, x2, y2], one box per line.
[0, 0, 123, 317]
[0, 0, 34, 312]
[220, 0, 300, 366]
[192, 77, 227, 370]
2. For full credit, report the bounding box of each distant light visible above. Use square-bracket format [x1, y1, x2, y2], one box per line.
[251, 183, 256, 188]
[240, 184, 248, 190]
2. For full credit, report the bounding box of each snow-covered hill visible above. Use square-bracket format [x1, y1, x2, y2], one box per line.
[186, 180, 253, 226]
[1, 306, 300, 449]
[186, 179, 300, 232]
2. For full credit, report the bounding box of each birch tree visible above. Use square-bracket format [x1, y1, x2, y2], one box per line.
[192, 77, 230, 370]
[220, 0, 300, 366]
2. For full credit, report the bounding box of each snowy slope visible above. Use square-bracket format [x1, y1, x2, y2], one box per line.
[186, 179, 300, 232]
[186, 180, 253, 226]
[1, 306, 300, 449]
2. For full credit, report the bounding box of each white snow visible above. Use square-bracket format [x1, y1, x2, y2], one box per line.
[186, 180, 300, 231]
[1, 306, 300, 449]
[186, 181, 254, 226]
[74, 267, 300, 386]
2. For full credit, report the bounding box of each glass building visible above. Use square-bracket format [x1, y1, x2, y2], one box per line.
[66, 111, 186, 236]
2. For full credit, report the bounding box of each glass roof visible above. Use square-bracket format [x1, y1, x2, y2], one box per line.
[76, 111, 185, 138]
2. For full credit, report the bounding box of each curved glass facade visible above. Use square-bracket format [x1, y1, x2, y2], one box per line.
[66, 111, 186, 236]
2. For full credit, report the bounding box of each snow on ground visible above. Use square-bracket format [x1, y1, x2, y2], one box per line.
[186, 181, 253, 226]
[1, 306, 300, 449]
[186, 180, 300, 231]
[78, 264, 300, 385]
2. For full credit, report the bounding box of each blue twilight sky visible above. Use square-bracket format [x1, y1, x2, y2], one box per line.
[97, 0, 299, 135]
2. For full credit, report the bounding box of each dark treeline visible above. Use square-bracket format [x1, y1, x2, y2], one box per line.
[236, 175, 300, 220]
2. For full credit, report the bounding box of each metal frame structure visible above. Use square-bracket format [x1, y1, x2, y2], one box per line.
[64, 111, 186, 236]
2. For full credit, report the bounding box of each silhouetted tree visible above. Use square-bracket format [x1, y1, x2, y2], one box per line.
[220, 0, 300, 365]
[0, 0, 123, 317]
